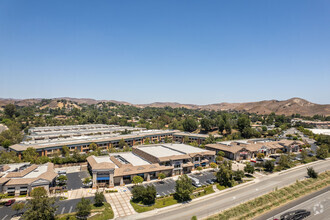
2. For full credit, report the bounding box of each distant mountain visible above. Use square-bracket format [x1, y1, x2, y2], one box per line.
[0, 97, 329, 116]
[137, 98, 330, 116]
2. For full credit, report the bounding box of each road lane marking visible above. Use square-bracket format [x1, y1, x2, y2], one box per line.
[61, 207, 65, 214]
[68, 206, 73, 213]
[1, 215, 8, 220]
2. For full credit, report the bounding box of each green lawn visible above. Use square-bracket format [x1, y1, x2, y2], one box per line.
[89, 202, 114, 220]
[57, 202, 114, 220]
[191, 185, 215, 199]
[216, 184, 228, 191]
[131, 196, 178, 213]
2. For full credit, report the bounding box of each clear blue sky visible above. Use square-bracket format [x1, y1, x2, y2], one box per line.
[1, 0, 329, 104]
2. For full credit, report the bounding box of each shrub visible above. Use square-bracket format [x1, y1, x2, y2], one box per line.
[307, 167, 318, 179]
[264, 160, 275, 172]
[94, 191, 105, 207]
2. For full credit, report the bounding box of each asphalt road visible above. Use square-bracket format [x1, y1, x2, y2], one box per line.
[135, 159, 330, 220]
[255, 186, 330, 220]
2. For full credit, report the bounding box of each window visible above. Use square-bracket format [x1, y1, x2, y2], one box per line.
[174, 164, 181, 168]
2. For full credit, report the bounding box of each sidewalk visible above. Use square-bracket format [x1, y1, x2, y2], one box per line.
[105, 188, 136, 218]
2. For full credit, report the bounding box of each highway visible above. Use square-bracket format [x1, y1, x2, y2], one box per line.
[256, 186, 330, 220]
[125, 159, 330, 220]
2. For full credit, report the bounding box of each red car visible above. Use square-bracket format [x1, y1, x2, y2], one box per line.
[5, 199, 15, 206]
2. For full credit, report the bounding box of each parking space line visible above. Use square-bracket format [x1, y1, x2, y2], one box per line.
[68, 206, 73, 213]
[1, 215, 8, 220]
[61, 207, 65, 214]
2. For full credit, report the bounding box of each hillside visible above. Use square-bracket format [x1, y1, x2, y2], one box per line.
[0, 97, 329, 116]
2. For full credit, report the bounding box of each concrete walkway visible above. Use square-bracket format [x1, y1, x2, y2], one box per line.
[105, 188, 136, 218]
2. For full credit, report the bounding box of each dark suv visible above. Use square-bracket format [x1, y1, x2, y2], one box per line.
[280, 209, 311, 220]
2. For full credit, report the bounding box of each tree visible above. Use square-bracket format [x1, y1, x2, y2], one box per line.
[143, 185, 157, 205]
[264, 160, 275, 172]
[217, 118, 225, 134]
[62, 146, 70, 157]
[22, 147, 39, 163]
[237, 116, 251, 133]
[257, 153, 265, 159]
[300, 149, 308, 162]
[4, 104, 16, 118]
[209, 162, 217, 169]
[132, 185, 145, 202]
[164, 136, 172, 143]
[12, 202, 25, 216]
[89, 142, 98, 151]
[131, 185, 156, 205]
[201, 118, 212, 132]
[174, 174, 194, 202]
[0, 151, 20, 164]
[144, 138, 150, 145]
[76, 197, 92, 219]
[307, 167, 318, 178]
[57, 175, 67, 185]
[94, 191, 105, 207]
[244, 163, 254, 174]
[224, 121, 232, 134]
[22, 187, 56, 220]
[278, 154, 291, 169]
[118, 138, 128, 148]
[83, 177, 92, 185]
[182, 117, 198, 132]
[158, 172, 166, 182]
[233, 170, 244, 181]
[216, 164, 234, 187]
[316, 144, 328, 159]
[132, 176, 144, 185]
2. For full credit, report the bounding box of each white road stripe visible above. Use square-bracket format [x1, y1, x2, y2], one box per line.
[68, 206, 73, 213]
[1, 215, 8, 220]
[61, 207, 65, 214]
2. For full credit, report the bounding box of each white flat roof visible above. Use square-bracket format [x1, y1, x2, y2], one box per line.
[111, 152, 150, 166]
[308, 129, 330, 135]
[23, 164, 48, 178]
[93, 156, 118, 168]
[162, 143, 209, 154]
[138, 145, 184, 158]
[1, 163, 31, 177]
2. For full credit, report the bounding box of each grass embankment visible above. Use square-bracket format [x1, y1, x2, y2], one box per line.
[207, 171, 330, 220]
[57, 202, 114, 220]
[131, 185, 215, 213]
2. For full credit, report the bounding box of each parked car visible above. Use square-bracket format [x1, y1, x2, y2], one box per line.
[156, 193, 161, 198]
[57, 170, 67, 176]
[83, 181, 92, 188]
[5, 199, 15, 206]
[189, 176, 202, 187]
[280, 209, 311, 220]
[206, 179, 214, 184]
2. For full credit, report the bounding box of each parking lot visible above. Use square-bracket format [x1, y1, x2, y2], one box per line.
[128, 170, 216, 196]
[0, 196, 94, 220]
[55, 196, 94, 215]
[66, 171, 90, 190]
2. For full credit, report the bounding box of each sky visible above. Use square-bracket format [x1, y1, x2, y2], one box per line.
[0, 0, 330, 105]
